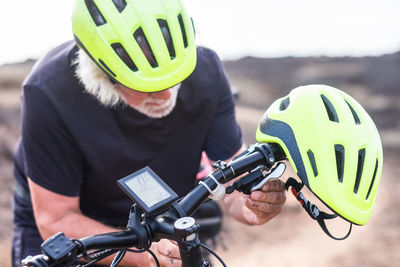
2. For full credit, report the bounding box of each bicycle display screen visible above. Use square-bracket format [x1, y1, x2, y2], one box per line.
[117, 166, 178, 213]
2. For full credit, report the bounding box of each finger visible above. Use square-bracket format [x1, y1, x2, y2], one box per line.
[249, 208, 272, 218]
[250, 190, 286, 204]
[246, 198, 284, 214]
[153, 254, 182, 267]
[260, 179, 286, 192]
[156, 240, 181, 259]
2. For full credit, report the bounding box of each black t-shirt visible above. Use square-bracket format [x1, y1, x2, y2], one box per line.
[13, 40, 242, 228]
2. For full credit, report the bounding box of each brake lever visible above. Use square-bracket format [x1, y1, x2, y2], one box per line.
[226, 162, 286, 194]
[250, 162, 286, 192]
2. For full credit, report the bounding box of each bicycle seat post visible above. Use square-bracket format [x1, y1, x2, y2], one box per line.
[174, 217, 210, 267]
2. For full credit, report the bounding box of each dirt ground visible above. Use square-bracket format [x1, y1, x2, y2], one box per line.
[0, 61, 399, 266]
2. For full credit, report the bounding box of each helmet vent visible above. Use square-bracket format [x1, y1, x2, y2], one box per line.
[354, 148, 366, 194]
[334, 145, 345, 183]
[134, 27, 159, 68]
[279, 97, 290, 111]
[177, 14, 188, 48]
[98, 59, 116, 77]
[366, 159, 379, 200]
[112, 0, 127, 13]
[85, 0, 107, 26]
[345, 100, 361, 125]
[157, 19, 176, 59]
[307, 150, 318, 177]
[111, 43, 138, 72]
[320, 94, 339, 122]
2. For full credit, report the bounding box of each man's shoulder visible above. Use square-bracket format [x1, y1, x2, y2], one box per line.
[21, 41, 96, 115]
[196, 46, 221, 67]
[23, 40, 79, 90]
[186, 46, 224, 85]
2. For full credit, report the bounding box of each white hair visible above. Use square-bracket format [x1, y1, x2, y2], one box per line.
[73, 49, 125, 107]
[72, 49, 180, 118]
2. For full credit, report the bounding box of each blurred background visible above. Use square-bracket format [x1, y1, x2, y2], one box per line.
[0, 0, 399, 266]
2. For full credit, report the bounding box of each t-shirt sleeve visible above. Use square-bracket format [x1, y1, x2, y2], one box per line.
[21, 85, 84, 196]
[203, 51, 243, 161]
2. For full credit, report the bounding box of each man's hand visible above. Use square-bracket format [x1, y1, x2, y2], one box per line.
[220, 145, 287, 225]
[242, 178, 286, 225]
[146, 239, 181, 267]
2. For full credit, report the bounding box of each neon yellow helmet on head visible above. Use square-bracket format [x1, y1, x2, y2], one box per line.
[256, 84, 383, 226]
[72, 0, 197, 92]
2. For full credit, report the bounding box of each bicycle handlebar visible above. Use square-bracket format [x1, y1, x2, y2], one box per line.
[179, 143, 285, 216]
[22, 143, 286, 267]
[80, 229, 139, 251]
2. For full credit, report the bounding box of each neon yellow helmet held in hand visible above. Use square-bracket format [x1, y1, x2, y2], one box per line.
[256, 84, 383, 225]
[72, 0, 197, 92]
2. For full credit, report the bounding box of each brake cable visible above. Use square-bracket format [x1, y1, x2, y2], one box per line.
[285, 177, 352, 240]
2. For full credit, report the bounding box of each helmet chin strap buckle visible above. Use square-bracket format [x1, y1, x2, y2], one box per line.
[285, 177, 352, 240]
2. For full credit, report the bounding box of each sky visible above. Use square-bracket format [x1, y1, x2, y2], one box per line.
[1, 0, 400, 65]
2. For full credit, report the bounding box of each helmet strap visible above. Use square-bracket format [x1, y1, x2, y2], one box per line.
[285, 178, 352, 240]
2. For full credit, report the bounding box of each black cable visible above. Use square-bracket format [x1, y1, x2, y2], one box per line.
[110, 250, 126, 267]
[76, 249, 118, 267]
[146, 248, 161, 267]
[200, 243, 226, 267]
[84, 249, 116, 261]
[125, 248, 147, 253]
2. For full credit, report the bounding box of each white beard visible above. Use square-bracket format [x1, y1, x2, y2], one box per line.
[125, 84, 180, 119]
[73, 49, 179, 118]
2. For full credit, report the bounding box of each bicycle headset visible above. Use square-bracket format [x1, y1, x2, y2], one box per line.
[256, 84, 383, 228]
[72, 0, 197, 92]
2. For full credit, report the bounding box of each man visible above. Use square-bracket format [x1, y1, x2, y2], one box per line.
[12, 0, 286, 266]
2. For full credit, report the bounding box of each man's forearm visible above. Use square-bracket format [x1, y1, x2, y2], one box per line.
[37, 211, 148, 266]
[39, 209, 115, 240]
